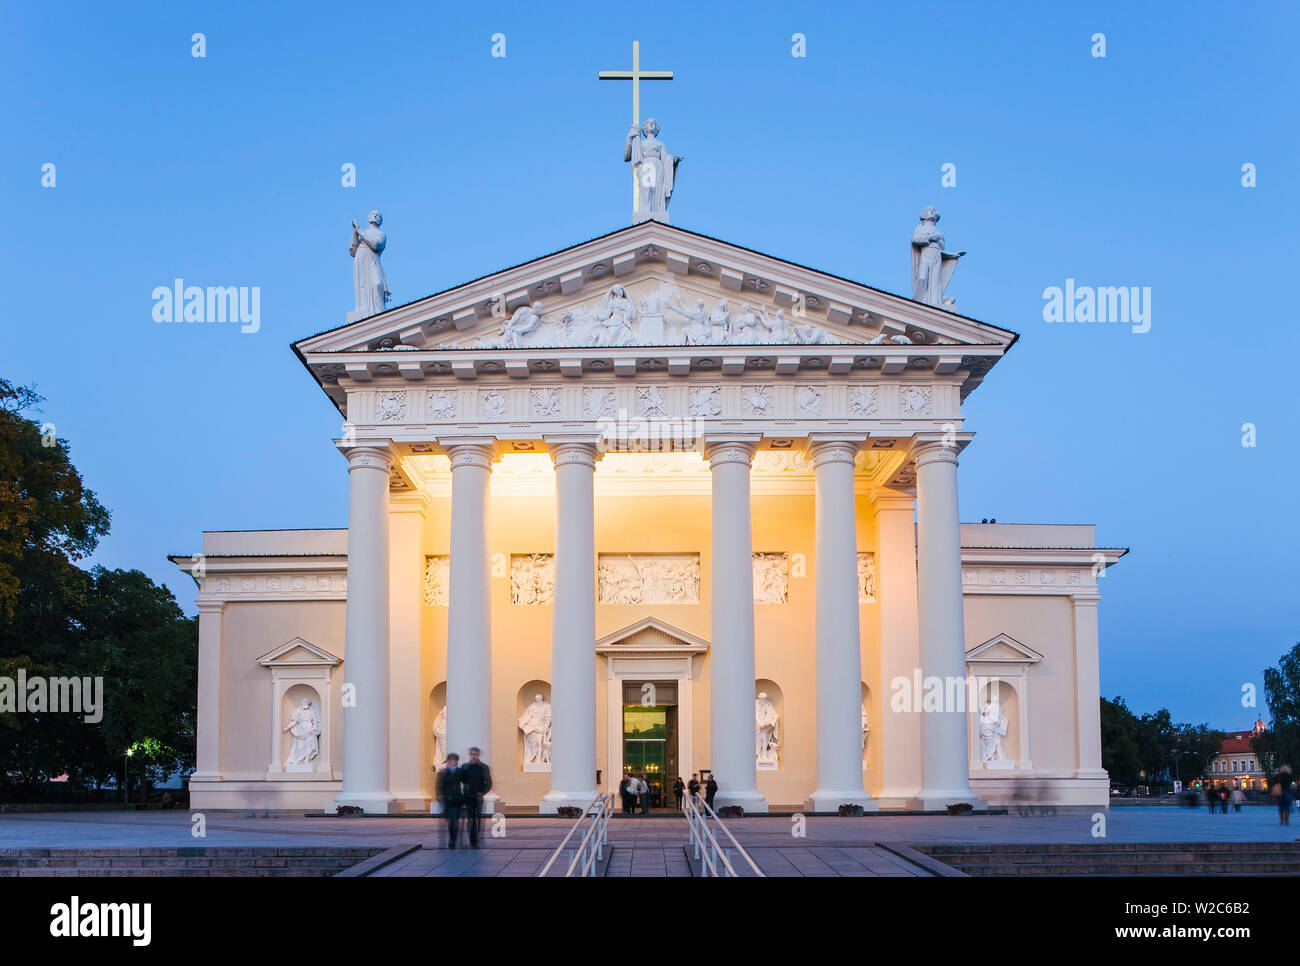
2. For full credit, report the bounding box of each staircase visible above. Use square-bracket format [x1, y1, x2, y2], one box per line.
[917, 842, 1300, 876]
[0, 847, 384, 877]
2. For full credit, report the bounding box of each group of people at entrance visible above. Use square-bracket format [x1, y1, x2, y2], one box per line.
[619, 771, 718, 814]
[435, 747, 493, 849]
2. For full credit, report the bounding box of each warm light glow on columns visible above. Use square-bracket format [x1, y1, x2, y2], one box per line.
[808, 437, 877, 812]
[913, 440, 981, 810]
[541, 438, 601, 812]
[705, 436, 767, 813]
[333, 444, 395, 813]
[441, 439, 496, 778]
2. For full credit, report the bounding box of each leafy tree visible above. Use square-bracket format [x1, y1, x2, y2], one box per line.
[1101, 696, 1142, 785]
[1254, 643, 1300, 779]
[0, 378, 195, 800]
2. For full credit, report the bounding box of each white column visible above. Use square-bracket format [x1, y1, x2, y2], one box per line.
[332, 444, 395, 813]
[193, 600, 224, 780]
[541, 438, 600, 812]
[705, 437, 766, 813]
[1072, 593, 1107, 778]
[808, 438, 876, 812]
[913, 441, 981, 809]
[441, 439, 496, 784]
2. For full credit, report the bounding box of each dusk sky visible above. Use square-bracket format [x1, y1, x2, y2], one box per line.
[3, 1, 1296, 730]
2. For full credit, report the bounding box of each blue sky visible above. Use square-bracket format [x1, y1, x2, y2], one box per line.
[3, 1, 1296, 730]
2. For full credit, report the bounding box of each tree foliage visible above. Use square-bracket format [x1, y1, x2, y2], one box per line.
[1101, 696, 1222, 788]
[0, 378, 195, 800]
[1253, 643, 1300, 778]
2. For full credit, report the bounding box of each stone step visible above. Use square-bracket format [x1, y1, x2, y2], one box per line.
[0, 848, 382, 877]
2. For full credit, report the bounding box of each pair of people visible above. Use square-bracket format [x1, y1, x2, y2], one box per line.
[435, 747, 493, 849]
[619, 773, 651, 814]
[685, 773, 719, 811]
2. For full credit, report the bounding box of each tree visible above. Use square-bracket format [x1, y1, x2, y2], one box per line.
[1254, 643, 1300, 778]
[1101, 696, 1142, 785]
[0, 378, 195, 799]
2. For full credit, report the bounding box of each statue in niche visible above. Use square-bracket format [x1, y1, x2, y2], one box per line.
[667, 296, 711, 345]
[624, 118, 681, 217]
[284, 698, 321, 766]
[978, 699, 1009, 762]
[349, 210, 390, 320]
[861, 706, 871, 763]
[910, 206, 965, 307]
[518, 694, 552, 767]
[755, 692, 780, 766]
[432, 706, 447, 769]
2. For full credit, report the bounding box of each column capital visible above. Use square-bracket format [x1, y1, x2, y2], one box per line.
[545, 436, 603, 470]
[1070, 593, 1103, 606]
[702, 435, 761, 469]
[439, 438, 498, 471]
[344, 443, 394, 474]
[913, 439, 960, 469]
[804, 436, 866, 469]
[196, 599, 226, 615]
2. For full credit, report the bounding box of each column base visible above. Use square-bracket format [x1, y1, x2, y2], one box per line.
[330, 792, 398, 815]
[809, 790, 879, 813]
[907, 789, 988, 812]
[539, 791, 600, 814]
[713, 790, 768, 814]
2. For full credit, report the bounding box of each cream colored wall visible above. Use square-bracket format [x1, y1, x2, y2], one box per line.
[963, 594, 1079, 771]
[219, 601, 346, 776]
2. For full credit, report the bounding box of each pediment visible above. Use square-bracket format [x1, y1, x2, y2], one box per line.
[257, 637, 342, 668]
[594, 616, 709, 655]
[295, 222, 1015, 402]
[964, 633, 1043, 665]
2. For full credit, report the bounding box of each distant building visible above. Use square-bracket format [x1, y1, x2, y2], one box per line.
[1206, 719, 1267, 790]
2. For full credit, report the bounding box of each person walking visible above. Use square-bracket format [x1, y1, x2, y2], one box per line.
[1231, 787, 1244, 813]
[705, 774, 718, 811]
[436, 753, 466, 849]
[1217, 786, 1229, 814]
[1205, 784, 1216, 812]
[1275, 765, 1293, 826]
[673, 776, 685, 811]
[639, 773, 651, 815]
[460, 746, 493, 848]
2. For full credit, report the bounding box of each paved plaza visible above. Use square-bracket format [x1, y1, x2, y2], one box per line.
[0, 805, 1295, 877]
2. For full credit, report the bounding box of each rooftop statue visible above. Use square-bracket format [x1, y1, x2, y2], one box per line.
[910, 206, 965, 308]
[349, 210, 390, 321]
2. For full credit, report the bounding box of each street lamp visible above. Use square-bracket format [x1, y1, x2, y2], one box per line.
[123, 746, 134, 806]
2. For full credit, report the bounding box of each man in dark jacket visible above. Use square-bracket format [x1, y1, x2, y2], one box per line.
[687, 773, 700, 806]
[436, 753, 465, 849]
[460, 746, 493, 848]
[705, 774, 718, 811]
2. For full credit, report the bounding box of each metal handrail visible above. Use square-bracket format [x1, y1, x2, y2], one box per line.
[536, 794, 611, 877]
[683, 793, 765, 877]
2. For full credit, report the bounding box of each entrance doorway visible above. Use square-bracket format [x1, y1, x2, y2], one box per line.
[621, 681, 679, 809]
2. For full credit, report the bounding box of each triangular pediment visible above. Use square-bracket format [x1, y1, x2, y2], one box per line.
[964, 633, 1043, 665]
[594, 616, 709, 655]
[257, 637, 342, 668]
[295, 222, 1015, 404]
